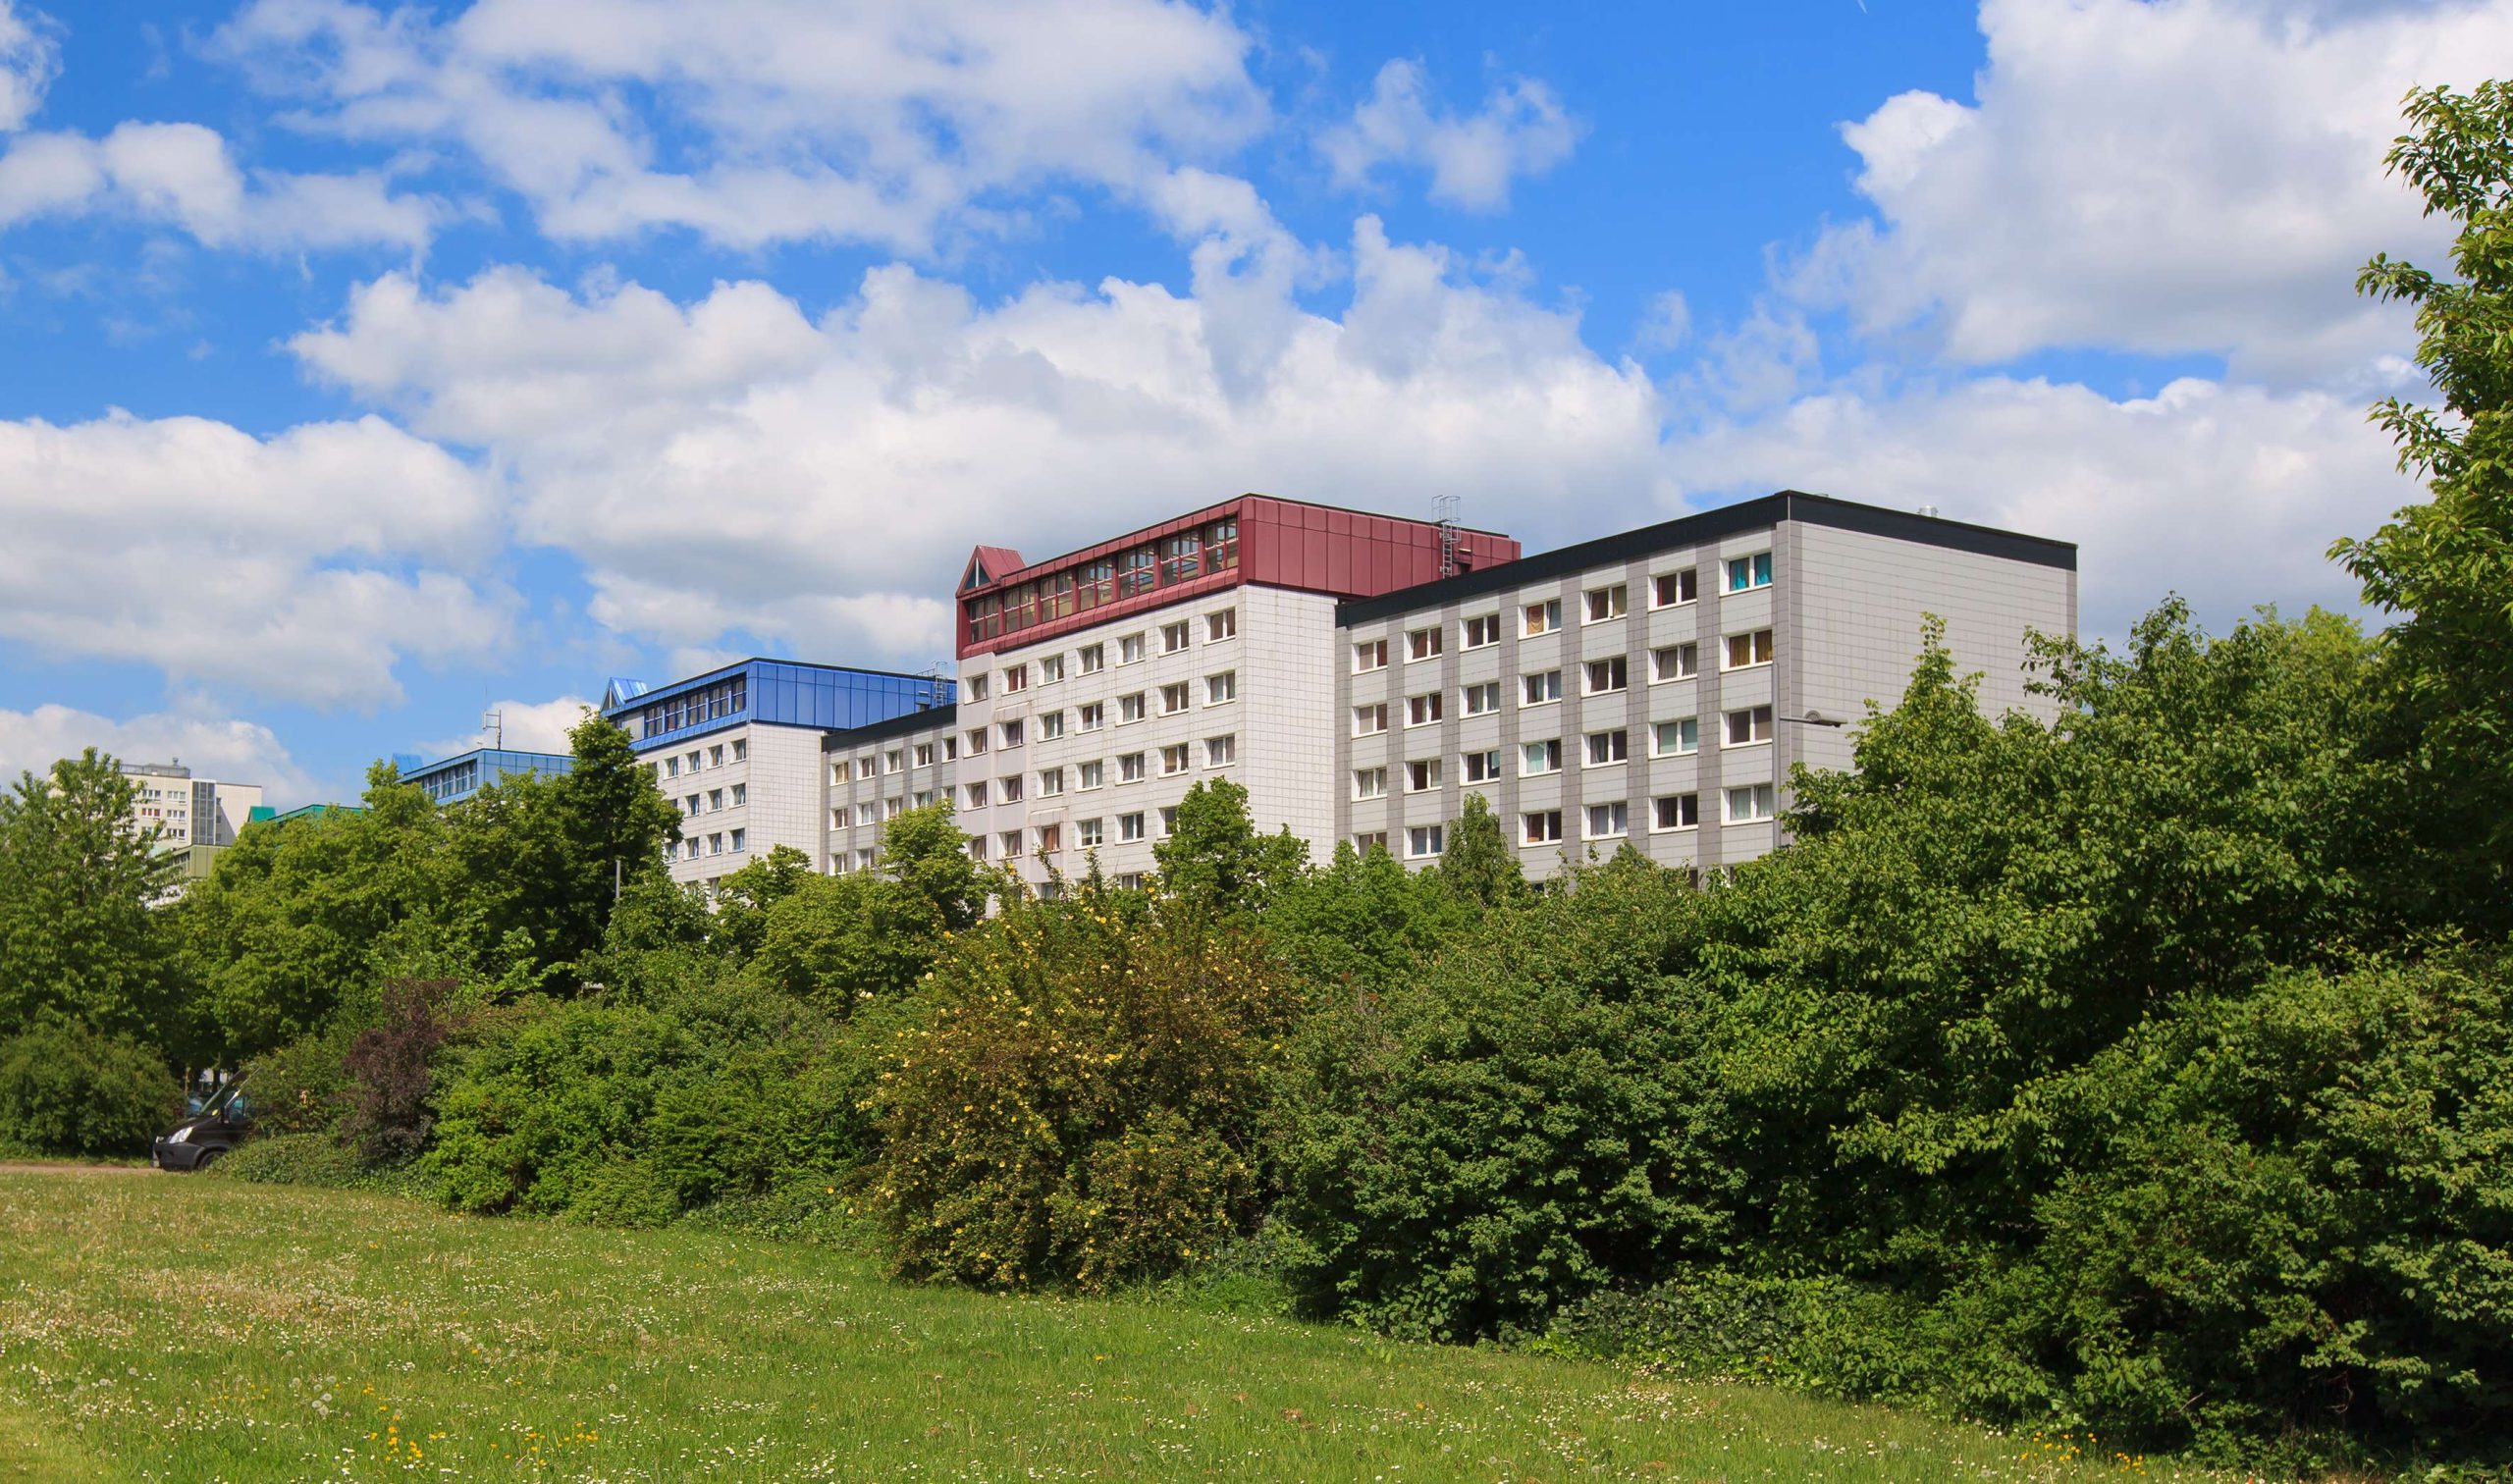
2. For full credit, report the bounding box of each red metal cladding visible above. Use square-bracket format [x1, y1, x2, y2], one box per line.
[953, 494, 1519, 659]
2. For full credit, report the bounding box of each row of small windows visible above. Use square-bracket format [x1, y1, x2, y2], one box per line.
[678, 783, 748, 817]
[964, 806, 1185, 862]
[964, 521, 1240, 644]
[967, 610, 1237, 702]
[630, 675, 748, 741]
[1350, 708, 1772, 797]
[1348, 555, 1770, 673]
[954, 734, 1240, 811]
[668, 827, 747, 861]
[832, 737, 954, 783]
[1360, 625, 1772, 680]
[1352, 787, 1772, 860]
[965, 673, 1239, 756]
[653, 737, 747, 781]
[1351, 644, 1769, 736]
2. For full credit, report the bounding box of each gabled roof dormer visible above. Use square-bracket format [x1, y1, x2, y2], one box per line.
[961, 546, 1027, 594]
[603, 677, 652, 709]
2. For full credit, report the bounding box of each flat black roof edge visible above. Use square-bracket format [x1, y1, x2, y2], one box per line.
[1334, 491, 2074, 626]
[820, 703, 961, 751]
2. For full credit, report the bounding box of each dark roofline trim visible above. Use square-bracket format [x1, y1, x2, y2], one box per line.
[1335, 491, 2075, 626]
[820, 703, 961, 751]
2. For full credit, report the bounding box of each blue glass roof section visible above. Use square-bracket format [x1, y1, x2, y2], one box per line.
[603, 658, 955, 753]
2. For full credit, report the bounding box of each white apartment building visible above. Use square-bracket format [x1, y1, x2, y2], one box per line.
[119, 762, 262, 852]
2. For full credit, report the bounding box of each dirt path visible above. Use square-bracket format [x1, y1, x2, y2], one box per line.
[0, 1161, 155, 1176]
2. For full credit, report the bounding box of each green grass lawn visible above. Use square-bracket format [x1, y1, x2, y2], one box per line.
[0, 1172, 2210, 1483]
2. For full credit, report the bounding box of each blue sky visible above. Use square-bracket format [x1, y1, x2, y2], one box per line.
[0, 0, 2494, 804]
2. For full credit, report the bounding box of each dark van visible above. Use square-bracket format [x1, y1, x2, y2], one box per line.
[152, 1079, 252, 1171]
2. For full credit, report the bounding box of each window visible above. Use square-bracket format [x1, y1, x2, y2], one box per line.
[1523, 810, 1564, 845]
[1036, 822, 1062, 855]
[884, 749, 905, 774]
[1206, 517, 1239, 570]
[965, 728, 988, 757]
[943, 738, 958, 761]
[1077, 702, 1104, 732]
[1652, 717, 1700, 757]
[914, 790, 934, 809]
[709, 744, 724, 768]
[1726, 552, 1775, 592]
[1078, 818, 1104, 848]
[1406, 824, 1445, 859]
[1079, 642, 1106, 674]
[1522, 670, 1563, 707]
[708, 788, 723, 812]
[1354, 703, 1389, 736]
[1204, 734, 1236, 768]
[1205, 671, 1237, 705]
[1039, 767, 1065, 798]
[1584, 802, 1629, 839]
[1120, 752, 1147, 783]
[964, 781, 988, 809]
[1079, 560, 1115, 610]
[1161, 744, 1191, 776]
[1652, 569, 1698, 608]
[1583, 584, 1628, 623]
[1727, 783, 1778, 822]
[731, 739, 746, 763]
[998, 773, 1024, 804]
[1653, 794, 1700, 831]
[667, 757, 681, 778]
[913, 743, 934, 768]
[1725, 706, 1775, 747]
[856, 802, 879, 826]
[1353, 831, 1389, 855]
[1206, 609, 1237, 642]
[1354, 768, 1388, 800]
[1407, 626, 1443, 662]
[885, 800, 905, 821]
[1002, 663, 1029, 693]
[1121, 549, 1157, 598]
[1407, 692, 1443, 727]
[1079, 760, 1105, 790]
[1119, 693, 1147, 724]
[1463, 749, 1503, 783]
[1523, 599, 1562, 636]
[1583, 657, 1629, 694]
[684, 794, 700, 818]
[1585, 729, 1630, 767]
[1000, 830, 1025, 859]
[730, 783, 746, 807]
[854, 847, 876, 871]
[1162, 620, 1192, 654]
[999, 718, 1025, 749]
[1161, 682, 1192, 716]
[1040, 710, 1065, 741]
[1159, 534, 1202, 585]
[1522, 738, 1563, 775]
[966, 673, 989, 702]
[729, 827, 747, 851]
[1463, 681, 1500, 716]
[1406, 759, 1441, 793]
[968, 836, 989, 862]
[1158, 806, 1179, 838]
[1040, 654, 1065, 684]
[1119, 633, 1147, 664]
[859, 753, 880, 778]
[1463, 613, 1502, 649]
[1725, 629, 1777, 670]
[1353, 639, 1389, 672]
[1652, 643, 1699, 682]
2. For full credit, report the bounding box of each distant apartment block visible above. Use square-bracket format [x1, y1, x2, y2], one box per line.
[119, 760, 263, 895]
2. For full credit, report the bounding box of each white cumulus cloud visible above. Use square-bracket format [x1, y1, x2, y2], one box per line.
[0, 119, 440, 250]
[411, 694, 594, 760]
[1319, 58, 1581, 211]
[0, 703, 323, 808]
[290, 214, 1669, 666]
[1799, 0, 2513, 380]
[0, 410, 511, 708]
[0, 0, 56, 132]
[213, 0, 1268, 252]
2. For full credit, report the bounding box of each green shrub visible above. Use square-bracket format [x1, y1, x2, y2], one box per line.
[1535, 1268, 1929, 1402]
[240, 1026, 353, 1137]
[208, 1131, 366, 1188]
[1266, 856, 1730, 1341]
[864, 887, 1297, 1294]
[0, 1018, 180, 1157]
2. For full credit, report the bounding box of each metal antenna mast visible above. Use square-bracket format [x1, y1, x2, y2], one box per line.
[482, 709, 503, 749]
